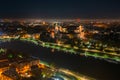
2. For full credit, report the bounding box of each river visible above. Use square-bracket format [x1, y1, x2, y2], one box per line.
[0, 40, 120, 80]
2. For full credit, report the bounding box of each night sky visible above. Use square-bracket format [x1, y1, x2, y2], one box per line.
[0, 0, 120, 19]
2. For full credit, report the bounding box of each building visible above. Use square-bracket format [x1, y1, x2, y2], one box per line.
[0, 49, 42, 80]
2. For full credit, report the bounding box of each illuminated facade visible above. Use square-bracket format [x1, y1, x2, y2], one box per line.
[76, 25, 86, 40]
[0, 50, 43, 80]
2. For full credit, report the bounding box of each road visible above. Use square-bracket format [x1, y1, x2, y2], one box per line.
[40, 60, 94, 80]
